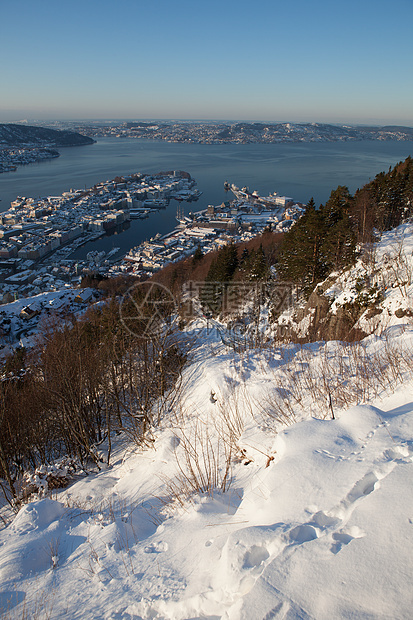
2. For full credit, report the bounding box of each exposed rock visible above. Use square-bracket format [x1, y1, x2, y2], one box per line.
[291, 288, 369, 342]
[395, 308, 413, 319]
[306, 289, 331, 322]
[320, 307, 367, 342]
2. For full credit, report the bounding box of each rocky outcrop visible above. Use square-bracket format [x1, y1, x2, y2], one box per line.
[305, 290, 367, 341]
[287, 285, 369, 342]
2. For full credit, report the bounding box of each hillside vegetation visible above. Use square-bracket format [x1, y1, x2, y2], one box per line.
[0, 156, 413, 619]
[1, 156, 412, 498]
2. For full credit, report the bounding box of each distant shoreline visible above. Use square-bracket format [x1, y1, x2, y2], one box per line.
[0, 147, 60, 174]
[53, 120, 413, 146]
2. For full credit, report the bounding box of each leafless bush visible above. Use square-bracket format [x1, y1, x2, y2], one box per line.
[216, 383, 245, 452]
[383, 235, 413, 297]
[0, 302, 187, 506]
[0, 581, 56, 620]
[261, 336, 413, 424]
[162, 419, 232, 508]
[259, 387, 298, 428]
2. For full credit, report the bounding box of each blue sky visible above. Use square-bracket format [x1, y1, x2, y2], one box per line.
[1, 0, 412, 125]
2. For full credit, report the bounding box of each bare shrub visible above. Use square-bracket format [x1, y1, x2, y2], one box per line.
[215, 383, 245, 453]
[259, 335, 413, 426]
[162, 419, 232, 509]
[259, 387, 298, 427]
[0, 298, 187, 507]
[0, 581, 56, 620]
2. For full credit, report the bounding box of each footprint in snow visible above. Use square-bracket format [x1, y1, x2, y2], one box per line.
[144, 541, 168, 553]
[288, 524, 318, 544]
[330, 526, 365, 554]
[243, 545, 270, 569]
[383, 445, 413, 462]
[310, 510, 340, 528]
[346, 471, 379, 503]
[279, 448, 404, 558]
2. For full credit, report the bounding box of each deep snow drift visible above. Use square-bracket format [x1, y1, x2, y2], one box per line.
[1, 226, 413, 620]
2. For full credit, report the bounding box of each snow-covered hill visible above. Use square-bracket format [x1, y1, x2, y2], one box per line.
[1, 226, 413, 619]
[277, 222, 413, 341]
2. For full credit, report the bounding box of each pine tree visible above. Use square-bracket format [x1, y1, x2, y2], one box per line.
[192, 244, 203, 266]
[361, 156, 413, 231]
[249, 244, 268, 280]
[319, 186, 356, 272]
[207, 243, 238, 282]
[277, 198, 327, 293]
[200, 243, 239, 314]
[321, 214, 357, 272]
[240, 248, 249, 268]
[322, 186, 352, 225]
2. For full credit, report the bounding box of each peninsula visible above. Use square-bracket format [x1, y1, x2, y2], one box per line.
[0, 123, 95, 172]
[0, 124, 95, 147]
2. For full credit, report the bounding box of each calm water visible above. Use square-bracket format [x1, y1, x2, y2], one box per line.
[1, 138, 412, 258]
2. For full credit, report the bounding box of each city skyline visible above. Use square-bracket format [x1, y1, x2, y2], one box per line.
[1, 0, 413, 126]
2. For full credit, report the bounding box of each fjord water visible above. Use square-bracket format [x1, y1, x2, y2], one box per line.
[0, 138, 412, 258]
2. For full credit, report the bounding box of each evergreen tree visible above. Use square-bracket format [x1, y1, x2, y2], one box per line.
[322, 186, 352, 225]
[277, 198, 327, 293]
[321, 213, 357, 272]
[200, 243, 239, 314]
[249, 244, 268, 280]
[359, 156, 413, 231]
[239, 248, 249, 268]
[206, 243, 238, 282]
[351, 187, 376, 243]
[320, 186, 356, 272]
[192, 244, 203, 266]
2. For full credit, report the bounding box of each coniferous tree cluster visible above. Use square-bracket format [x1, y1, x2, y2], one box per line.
[357, 155, 413, 231]
[200, 243, 239, 314]
[200, 241, 273, 314]
[277, 156, 413, 296]
[277, 189, 357, 295]
[238, 245, 269, 280]
[149, 231, 282, 316]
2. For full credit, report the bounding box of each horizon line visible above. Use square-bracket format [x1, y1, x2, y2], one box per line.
[1, 118, 413, 129]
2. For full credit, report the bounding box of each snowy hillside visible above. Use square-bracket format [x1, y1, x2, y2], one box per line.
[276, 222, 413, 341]
[1, 226, 413, 619]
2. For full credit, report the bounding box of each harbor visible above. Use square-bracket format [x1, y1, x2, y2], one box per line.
[0, 170, 202, 302]
[109, 182, 304, 278]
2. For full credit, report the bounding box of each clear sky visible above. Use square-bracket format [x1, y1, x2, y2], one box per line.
[1, 0, 412, 125]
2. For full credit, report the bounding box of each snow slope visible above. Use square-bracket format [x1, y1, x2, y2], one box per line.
[276, 222, 413, 341]
[1, 229, 413, 619]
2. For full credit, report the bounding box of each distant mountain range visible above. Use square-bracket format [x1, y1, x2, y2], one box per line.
[212, 122, 413, 143]
[2, 121, 413, 147]
[0, 123, 95, 148]
[80, 120, 413, 144]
